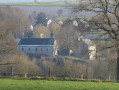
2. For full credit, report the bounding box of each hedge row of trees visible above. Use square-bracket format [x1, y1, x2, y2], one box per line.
[0, 52, 116, 81]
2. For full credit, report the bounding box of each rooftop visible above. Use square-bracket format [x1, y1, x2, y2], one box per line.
[19, 38, 54, 45]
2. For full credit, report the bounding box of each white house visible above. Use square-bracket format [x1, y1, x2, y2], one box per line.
[18, 38, 58, 56]
[71, 36, 96, 60]
[82, 38, 96, 60]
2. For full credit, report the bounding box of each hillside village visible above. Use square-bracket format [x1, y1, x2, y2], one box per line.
[17, 16, 97, 60]
[0, 2, 117, 81]
[1, 1, 119, 89]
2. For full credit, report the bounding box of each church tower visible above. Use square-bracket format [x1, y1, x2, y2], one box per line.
[51, 30, 54, 38]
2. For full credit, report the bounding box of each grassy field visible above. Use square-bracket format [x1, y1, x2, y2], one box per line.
[0, 79, 119, 90]
[64, 56, 89, 62]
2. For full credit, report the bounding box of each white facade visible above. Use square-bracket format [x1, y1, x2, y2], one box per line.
[88, 45, 96, 60]
[73, 36, 96, 60]
[19, 45, 54, 56]
[53, 40, 58, 56]
[47, 19, 52, 27]
[19, 40, 58, 56]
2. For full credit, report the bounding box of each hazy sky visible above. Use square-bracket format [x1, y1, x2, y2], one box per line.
[0, 0, 75, 2]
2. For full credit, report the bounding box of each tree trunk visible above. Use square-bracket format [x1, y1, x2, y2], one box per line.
[86, 65, 88, 79]
[117, 48, 119, 82]
[11, 66, 13, 77]
[49, 67, 51, 78]
[24, 73, 27, 78]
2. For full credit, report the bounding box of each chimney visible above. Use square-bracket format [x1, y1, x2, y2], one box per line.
[78, 36, 83, 41]
[40, 34, 44, 38]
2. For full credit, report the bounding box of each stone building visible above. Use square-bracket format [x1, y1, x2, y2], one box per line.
[71, 36, 96, 60]
[18, 31, 58, 56]
[18, 38, 58, 56]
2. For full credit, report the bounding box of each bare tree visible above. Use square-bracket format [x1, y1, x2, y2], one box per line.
[74, 0, 119, 82]
[0, 6, 31, 69]
[0, 6, 31, 38]
[11, 54, 40, 77]
[34, 24, 51, 38]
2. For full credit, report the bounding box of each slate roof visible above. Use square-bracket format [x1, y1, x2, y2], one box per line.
[19, 38, 54, 45]
[83, 39, 94, 46]
[78, 36, 95, 46]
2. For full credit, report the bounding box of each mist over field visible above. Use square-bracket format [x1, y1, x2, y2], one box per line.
[15, 6, 72, 18]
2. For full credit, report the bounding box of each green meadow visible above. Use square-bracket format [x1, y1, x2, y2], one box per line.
[0, 79, 119, 90]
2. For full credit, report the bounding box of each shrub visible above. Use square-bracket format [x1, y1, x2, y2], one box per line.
[12, 76, 29, 80]
[62, 77, 70, 81]
[90, 79, 102, 83]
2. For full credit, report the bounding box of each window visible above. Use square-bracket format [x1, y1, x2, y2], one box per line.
[29, 48, 30, 51]
[46, 48, 48, 51]
[41, 48, 42, 51]
[35, 48, 37, 52]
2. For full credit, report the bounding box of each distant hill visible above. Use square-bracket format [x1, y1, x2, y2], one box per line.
[0, 0, 75, 3]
